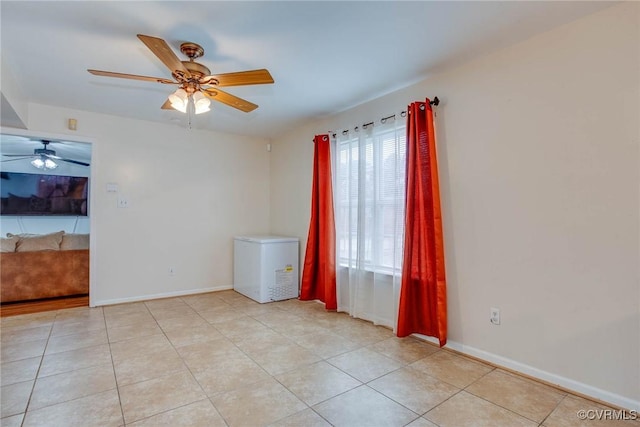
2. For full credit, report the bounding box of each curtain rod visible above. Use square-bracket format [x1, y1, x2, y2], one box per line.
[324, 96, 439, 139]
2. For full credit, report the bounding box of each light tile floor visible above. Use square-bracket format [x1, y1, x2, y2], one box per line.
[1, 290, 638, 427]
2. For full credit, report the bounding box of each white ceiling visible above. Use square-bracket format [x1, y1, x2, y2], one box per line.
[1, 1, 614, 139]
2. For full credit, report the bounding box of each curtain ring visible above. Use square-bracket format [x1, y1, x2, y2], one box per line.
[322, 135, 328, 141]
[419, 103, 426, 111]
[381, 113, 396, 124]
[342, 130, 349, 136]
[354, 126, 359, 132]
[401, 111, 407, 117]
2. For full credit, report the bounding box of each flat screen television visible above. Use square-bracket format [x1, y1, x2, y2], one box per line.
[0, 172, 89, 216]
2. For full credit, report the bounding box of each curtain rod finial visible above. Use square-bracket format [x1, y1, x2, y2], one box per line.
[430, 97, 440, 106]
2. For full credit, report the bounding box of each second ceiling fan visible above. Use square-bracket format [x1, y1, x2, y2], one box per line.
[88, 34, 274, 114]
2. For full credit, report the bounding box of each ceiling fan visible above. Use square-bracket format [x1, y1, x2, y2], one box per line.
[88, 34, 274, 114]
[1, 140, 90, 169]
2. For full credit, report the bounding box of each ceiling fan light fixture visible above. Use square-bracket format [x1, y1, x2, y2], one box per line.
[31, 156, 58, 170]
[169, 88, 188, 113]
[192, 91, 211, 115]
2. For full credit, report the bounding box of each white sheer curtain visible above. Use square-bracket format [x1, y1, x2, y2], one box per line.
[333, 118, 406, 330]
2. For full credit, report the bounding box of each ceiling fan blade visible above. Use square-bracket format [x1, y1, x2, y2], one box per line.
[40, 153, 89, 166]
[203, 69, 274, 87]
[2, 154, 36, 157]
[137, 34, 191, 79]
[88, 69, 176, 84]
[161, 99, 174, 110]
[202, 88, 258, 112]
[58, 158, 90, 167]
[1, 157, 35, 162]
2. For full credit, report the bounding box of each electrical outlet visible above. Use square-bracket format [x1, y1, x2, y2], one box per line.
[117, 196, 129, 208]
[490, 307, 501, 325]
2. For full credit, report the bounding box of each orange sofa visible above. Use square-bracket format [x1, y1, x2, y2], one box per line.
[1, 249, 89, 303]
[1, 232, 89, 303]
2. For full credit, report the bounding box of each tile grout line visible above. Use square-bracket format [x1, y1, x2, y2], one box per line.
[461, 367, 569, 425]
[256, 302, 418, 426]
[364, 345, 478, 422]
[186, 296, 368, 426]
[199, 295, 296, 426]
[103, 305, 127, 426]
[109, 299, 188, 425]
[141, 295, 273, 424]
[537, 394, 569, 427]
[23, 307, 117, 421]
[169, 296, 235, 427]
[17, 310, 57, 426]
[243, 301, 350, 427]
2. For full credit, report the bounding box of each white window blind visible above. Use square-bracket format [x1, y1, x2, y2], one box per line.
[335, 123, 406, 274]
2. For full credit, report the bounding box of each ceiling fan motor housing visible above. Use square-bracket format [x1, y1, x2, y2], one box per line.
[181, 61, 211, 80]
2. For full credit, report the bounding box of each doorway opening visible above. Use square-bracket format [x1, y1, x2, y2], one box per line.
[0, 132, 94, 316]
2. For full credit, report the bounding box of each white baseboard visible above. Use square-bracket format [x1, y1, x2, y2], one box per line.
[415, 334, 639, 412]
[92, 285, 233, 307]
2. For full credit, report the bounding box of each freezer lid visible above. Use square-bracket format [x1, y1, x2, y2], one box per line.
[234, 235, 299, 243]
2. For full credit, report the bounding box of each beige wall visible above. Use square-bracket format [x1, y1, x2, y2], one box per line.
[17, 103, 271, 305]
[1, 56, 28, 128]
[270, 3, 639, 409]
[269, 121, 326, 248]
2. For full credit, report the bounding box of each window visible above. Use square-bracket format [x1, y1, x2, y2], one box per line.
[335, 124, 406, 274]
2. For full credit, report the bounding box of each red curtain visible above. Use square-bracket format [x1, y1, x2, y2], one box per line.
[300, 134, 337, 310]
[397, 99, 447, 346]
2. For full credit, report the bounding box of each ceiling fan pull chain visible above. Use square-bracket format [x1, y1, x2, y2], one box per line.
[187, 96, 194, 130]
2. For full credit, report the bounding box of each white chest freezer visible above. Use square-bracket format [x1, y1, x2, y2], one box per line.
[233, 236, 299, 303]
